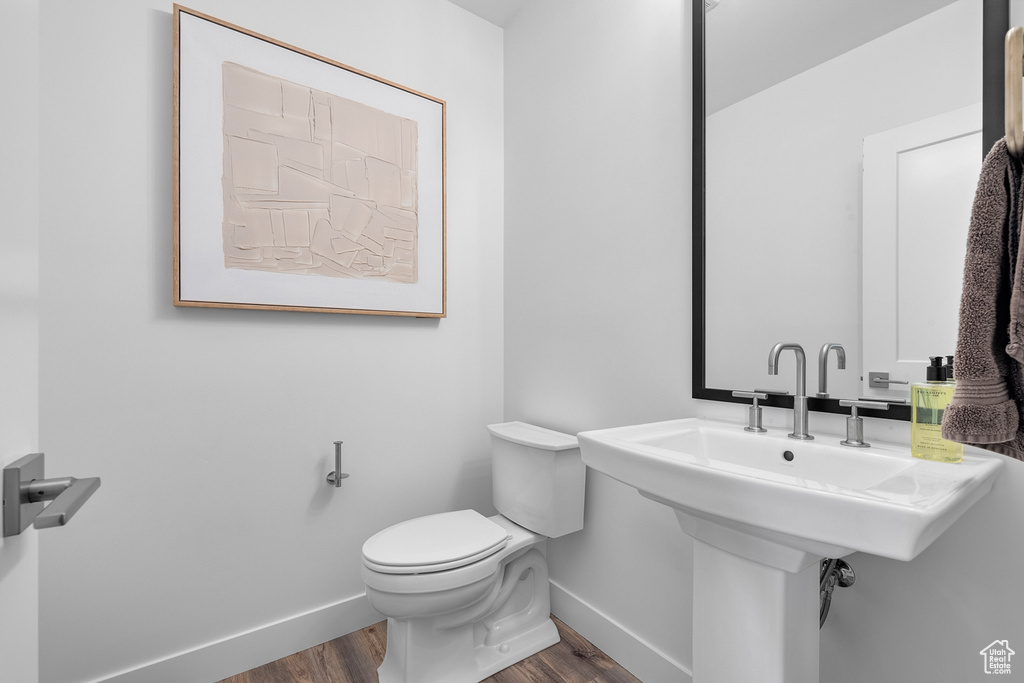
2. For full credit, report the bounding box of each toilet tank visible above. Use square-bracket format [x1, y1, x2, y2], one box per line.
[487, 422, 585, 538]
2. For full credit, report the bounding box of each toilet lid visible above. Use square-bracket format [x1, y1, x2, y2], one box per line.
[362, 510, 511, 574]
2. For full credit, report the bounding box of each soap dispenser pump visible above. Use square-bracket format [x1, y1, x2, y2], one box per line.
[910, 356, 963, 463]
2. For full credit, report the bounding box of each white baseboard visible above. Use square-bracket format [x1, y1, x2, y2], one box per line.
[84, 583, 687, 683]
[86, 593, 383, 683]
[550, 580, 692, 683]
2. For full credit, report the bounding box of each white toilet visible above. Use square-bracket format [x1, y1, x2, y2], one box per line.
[361, 422, 586, 683]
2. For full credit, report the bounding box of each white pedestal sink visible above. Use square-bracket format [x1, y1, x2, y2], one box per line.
[577, 418, 1004, 683]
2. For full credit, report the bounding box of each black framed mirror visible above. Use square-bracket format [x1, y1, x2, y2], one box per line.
[692, 0, 1008, 421]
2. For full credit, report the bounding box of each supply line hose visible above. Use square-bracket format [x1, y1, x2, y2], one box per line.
[820, 558, 855, 628]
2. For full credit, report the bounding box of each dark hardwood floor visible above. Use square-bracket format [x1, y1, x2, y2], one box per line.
[219, 616, 642, 683]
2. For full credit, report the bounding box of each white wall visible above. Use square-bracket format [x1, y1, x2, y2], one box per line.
[31, 1, 1024, 682]
[0, 1, 40, 681]
[705, 0, 981, 399]
[504, 1, 695, 679]
[37, 1, 504, 681]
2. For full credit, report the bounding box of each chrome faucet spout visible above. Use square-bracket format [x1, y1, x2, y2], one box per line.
[767, 342, 813, 440]
[768, 342, 807, 395]
[816, 343, 846, 399]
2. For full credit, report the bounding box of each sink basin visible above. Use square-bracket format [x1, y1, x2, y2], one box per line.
[578, 417, 1003, 562]
[578, 417, 1003, 683]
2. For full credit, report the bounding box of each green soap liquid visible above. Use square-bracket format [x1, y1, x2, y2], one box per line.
[910, 382, 963, 464]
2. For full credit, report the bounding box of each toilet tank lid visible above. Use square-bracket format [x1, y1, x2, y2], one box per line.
[486, 422, 579, 451]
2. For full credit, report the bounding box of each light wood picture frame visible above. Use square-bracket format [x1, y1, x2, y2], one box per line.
[173, 5, 446, 317]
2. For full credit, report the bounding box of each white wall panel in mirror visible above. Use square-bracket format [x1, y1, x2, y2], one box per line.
[705, 0, 981, 400]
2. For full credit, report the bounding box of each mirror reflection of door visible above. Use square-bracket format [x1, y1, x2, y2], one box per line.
[862, 103, 981, 399]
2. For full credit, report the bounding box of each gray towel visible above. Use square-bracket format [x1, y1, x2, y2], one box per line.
[942, 138, 1024, 460]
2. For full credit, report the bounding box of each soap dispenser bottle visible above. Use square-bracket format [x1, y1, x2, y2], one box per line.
[911, 356, 963, 463]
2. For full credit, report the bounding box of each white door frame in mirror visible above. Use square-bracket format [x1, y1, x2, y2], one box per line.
[862, 102, 982, 399]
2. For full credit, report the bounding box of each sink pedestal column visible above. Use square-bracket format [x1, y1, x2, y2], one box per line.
[692, 538, 819, 683]
[660, 505, 837, 683]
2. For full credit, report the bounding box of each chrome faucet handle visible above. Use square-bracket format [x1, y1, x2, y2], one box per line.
[840, 399, 891, 411]
[733, 391, 769, 399]
[732, 391, 769, 433]
[838, 400, 890, 448]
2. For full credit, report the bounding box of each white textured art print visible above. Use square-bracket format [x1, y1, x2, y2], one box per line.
[221, 62, 419, 283]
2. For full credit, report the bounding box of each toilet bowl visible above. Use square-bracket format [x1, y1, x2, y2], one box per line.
[361, 422, 586, 683]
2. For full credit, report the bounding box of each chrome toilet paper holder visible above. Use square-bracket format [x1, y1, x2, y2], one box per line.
[326, 441, 350, 488]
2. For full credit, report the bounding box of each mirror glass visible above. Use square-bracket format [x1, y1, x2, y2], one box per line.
[697, 0, 995, 418]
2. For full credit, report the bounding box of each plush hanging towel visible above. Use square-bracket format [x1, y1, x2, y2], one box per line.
[942, 137, 1024, 460]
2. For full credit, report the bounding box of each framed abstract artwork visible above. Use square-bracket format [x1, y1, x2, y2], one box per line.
[173, 5, 446, 317]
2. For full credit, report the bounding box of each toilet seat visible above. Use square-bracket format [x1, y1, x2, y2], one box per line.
[362, 510, 511, 575]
